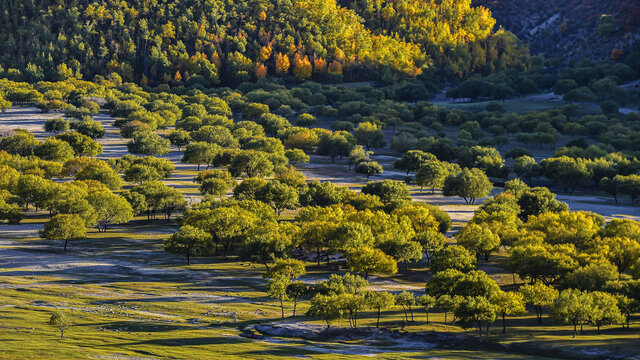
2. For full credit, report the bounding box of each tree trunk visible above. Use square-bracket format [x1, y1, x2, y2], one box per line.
[502, 313, 506, 334]
[60, 329, 64, 340]
[280, 299, 284, 319]
[64, 240, 68, 252]
[573, 323, 577, 338]
[186, 253, 190, 265]
[376, 309, 381, 327]
[292, 300, 297, 317]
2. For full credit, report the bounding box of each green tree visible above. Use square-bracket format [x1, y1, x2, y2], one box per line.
[366, 291, 395, 327]
[519, 282, 559, 324]
[589, 291, 623, 334]
[361, 180, 410, 204]
[394, 150, 436, 176]
[286, 281, 310, 317]
[264, 259, 306, 280]
[181, 142, 220, 170]
[307, 294, 342, 330]
[431, 245, 477, 273]
[416, 160, 449, 193]
[41, 214, 86, 251]
[454, 296, 497, 337]
[285, 149, 310, 166]
[48, 311, 72, 340]
[417, 294, 436, 323]
[56, 131, 102, 157]
[228, 150, 274, 178]
[395, 291, 417, 322]
[267, 276, 291, 319]
[514, 156, 540, 185]
[550, 289, 594, 338]
[456, 224, 501, 261]
[44, 118, 70, 134]
[35, 138, 75, 162]
[168, 129, 191, 151]
[164, 225, 214, 265]
[443, 168, 493, 204]
[490, 290, 526, 333]
[346, 246, 398, 279]
[127, 131, 171, 155]
[86, 191, 134, 232]
[355, 161, 384, 180]
[354, 122, 385, 150]
[255, 180, 299, 215]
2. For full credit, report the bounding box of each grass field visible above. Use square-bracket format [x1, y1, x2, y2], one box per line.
[1, 107, 640, 359]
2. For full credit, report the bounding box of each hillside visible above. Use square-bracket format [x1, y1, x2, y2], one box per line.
[0, 0, 528, 86]
[474, 0, 640, 64]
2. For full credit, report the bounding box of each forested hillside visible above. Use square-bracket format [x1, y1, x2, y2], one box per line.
[474, 0, 640, 64]
[0, 0, 529, 86]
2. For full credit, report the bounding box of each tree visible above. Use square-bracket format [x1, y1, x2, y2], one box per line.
[361, 180, 410, 204]
[354, 122, 385, 150]
[456, 224, 500, 261]
[44, 118, 70, 134]
[436, 294, 464, 324]
[264, 259, 306, 280]
[182, 142, 220, 170]
[41, 214, 86, 251]
[598, 236, 640, 273]
[240, 231, 291, 270]
[267, 276, 290, 319]
[296, 113, 316, 127]
[228, 150, 274, 178]
[550, 289, 593, 338]
[426, 269, 499, 299]
[507, 243, 578, 285]
[0, 131, 40, 156]
[255, 180, 299, 215]
[164, 225, 214, 265]
[127, 131, 171, 155]
[346, 246, 398, 279]
[48, 311, 72, 340]
[355, 161, 383, 180]
[517, 187, 569, 221]
[589, 291, 623, 334]
[490, 291, 526, 333]
[285, 149, 309, 166]
[56, 131, 102, 157]
[431, 245, 476, 273]
[417, 295, 436, 323]
[307, 294, 342, 330]
[0, 200, 22, 227]
[233, 177, 268, 200]
[366, 291, 395, 327]
[514, 156, 540, 185]
[395, 291, 417, 323]
[519, 282, 559, 324]
[168, 129, 191, 150]
[394, 150, 436, 176]
[455, 296, 497, 337]
[75, 119, 105, 139]
[416, 160, 449, 193]
[443, 168, 492, 204]
[565, 260, 619, 292]
[35, 138, 75, 162]
[317, 131, 354, 163]
[86, 192, 134, 232]
[286, 281, 309, 317]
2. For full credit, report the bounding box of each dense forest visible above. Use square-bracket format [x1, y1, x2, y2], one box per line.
[0, 0, 529, 86]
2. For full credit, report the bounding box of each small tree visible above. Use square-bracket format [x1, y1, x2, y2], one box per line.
[286, 281, 309, 317]
[443, 168, 493, 204]
[550, 289, 593, 338]
[355, 161, 383, 180]
[267, 276, 290, 319]
[589, 291, 623, 334]
[307, 294, 342, 330]
[365, 291, 395, 327]
[41, 214, 86, 251]
[490, 290, 526, 333]
[346, 246, 398, 279]
[456, 224, 501, 261]
[264, 258, 306, 280]
[514, 156, 540, 185]
[417, 295, 436, 323]
[48, 311, 72, 340]
[395, 291, 416, 323]
[163, 225, 213, 264]
[455, 296, 498, 337]
[519, 281, 559, 324]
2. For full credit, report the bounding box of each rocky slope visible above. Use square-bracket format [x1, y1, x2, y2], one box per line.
[473, 0, 640, 63]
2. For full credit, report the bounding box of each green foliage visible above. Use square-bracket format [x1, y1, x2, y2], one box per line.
[48, 311, 72, 340]
[41, 214, 86, 251]
[443, 168, 493, 204]
[164, 225, 214, 264]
